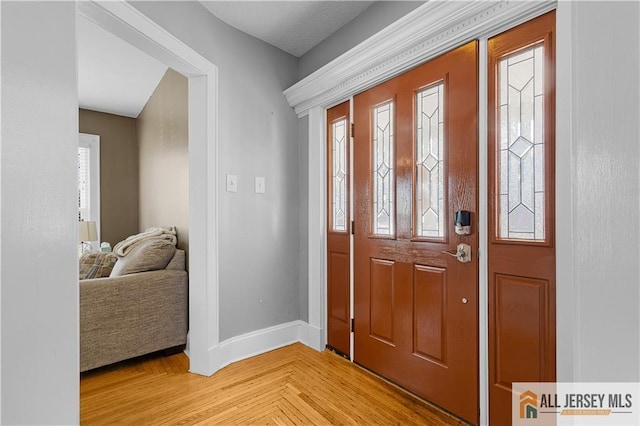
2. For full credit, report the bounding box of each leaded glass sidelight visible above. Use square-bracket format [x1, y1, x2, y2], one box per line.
[331, 118, 348, 232]
[498, 45, 545, 241]
[415, 83, 445, 238]
[372, 102, 395, 236]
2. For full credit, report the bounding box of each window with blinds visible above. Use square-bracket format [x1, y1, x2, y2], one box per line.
[78, 133, 101, 235]
[78, 146, 90, 221]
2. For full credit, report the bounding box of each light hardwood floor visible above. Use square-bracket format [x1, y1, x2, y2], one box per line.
[81, 343, 466, 425]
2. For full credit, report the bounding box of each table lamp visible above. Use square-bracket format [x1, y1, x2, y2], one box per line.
[78, 220, 98, 253]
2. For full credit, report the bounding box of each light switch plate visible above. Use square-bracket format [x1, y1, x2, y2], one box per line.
[255, 176, 266, 194]
[226, 174, 238, 192]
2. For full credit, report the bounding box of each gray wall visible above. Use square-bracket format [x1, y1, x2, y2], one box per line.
[556, 0, 640, 382]
[294, 1, 423, 325]
[79, 109, 139, 245]
[298, 116, 309, 322]
[298, 1, 424, 79]
[133, 1, 301, 341]
[137, 68, 189, 257]
[295, 2, 425, 323]
[1, 2, 79, 423]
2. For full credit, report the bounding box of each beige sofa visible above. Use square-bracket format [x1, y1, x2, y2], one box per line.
[80, 250, 188, 372]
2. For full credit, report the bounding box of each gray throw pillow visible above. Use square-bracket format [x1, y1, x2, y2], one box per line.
[110, 238, 176, 277]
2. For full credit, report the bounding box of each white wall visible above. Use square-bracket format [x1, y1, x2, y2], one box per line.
[556, 1, 640, 382]
[0, 2, 79, 424]
[132, 1, 301, 341]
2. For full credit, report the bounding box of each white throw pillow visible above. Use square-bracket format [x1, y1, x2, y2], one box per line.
[110, 238, 176, 277]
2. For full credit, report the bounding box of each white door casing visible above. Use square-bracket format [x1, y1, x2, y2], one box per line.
[78, 0, 220, 375]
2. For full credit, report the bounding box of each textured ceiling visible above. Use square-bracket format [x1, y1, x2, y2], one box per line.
[200, 1, 375, 57]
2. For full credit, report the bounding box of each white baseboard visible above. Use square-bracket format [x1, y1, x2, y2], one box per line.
[299, 322, 324, 351]
[206, 320, 323, 375]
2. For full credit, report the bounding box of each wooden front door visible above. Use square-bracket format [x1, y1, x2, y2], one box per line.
[488, 11, 556, 425]
[327, 101, 351, 357]
[353, 41, 479, 424]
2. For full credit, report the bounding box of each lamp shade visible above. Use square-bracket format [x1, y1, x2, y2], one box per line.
[78, 221, 98, 242]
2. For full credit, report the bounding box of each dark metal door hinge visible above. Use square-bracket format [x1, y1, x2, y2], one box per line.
[351, 220, 355, 235]
[351, 318, 355, 332]
[350, 123, 354, 138]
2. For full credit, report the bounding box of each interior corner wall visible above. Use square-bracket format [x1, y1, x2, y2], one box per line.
[132, 1, 301, 341]
[79, 109, 139, 245]
[297, 1, 425, 79]
[137, 68, 189, 257]
[1, 2, 78, 424]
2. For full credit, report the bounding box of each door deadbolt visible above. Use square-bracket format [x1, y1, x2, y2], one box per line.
[442, 243, 472, 263]
[454, 210, 472, 236]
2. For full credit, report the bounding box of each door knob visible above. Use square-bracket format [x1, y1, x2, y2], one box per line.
[442, 243, 472, 263]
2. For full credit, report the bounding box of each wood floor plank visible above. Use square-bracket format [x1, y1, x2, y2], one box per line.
[81, 343, 465, 425]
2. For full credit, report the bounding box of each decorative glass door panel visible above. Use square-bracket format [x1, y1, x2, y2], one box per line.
[415, 82, 445, 240]
[371, 101, 395, 237]
[488, 11, 556, 426]
[498, 45, 546, 241]
[331, 118, 348, 232]
[326, 101, 351, 357]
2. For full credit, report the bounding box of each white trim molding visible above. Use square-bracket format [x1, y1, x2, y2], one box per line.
[0, 2, 3, 418]
[554, 0, 577, 384]
[299, 322, 323, 350]
[306, 106, 327, 353]
[79, 1, 220, 376]
[478, 37, 490, 426]
[284, 0, 556, 116]
[210, 321, 313, 373]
